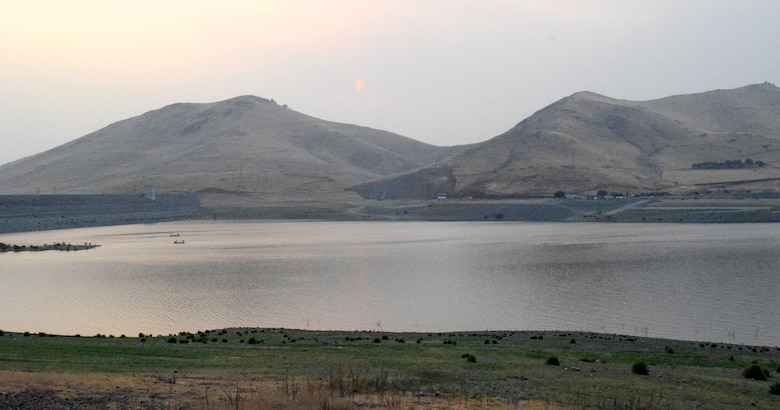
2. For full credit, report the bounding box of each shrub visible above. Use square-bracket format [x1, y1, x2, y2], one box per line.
[461, 353, 477, 363]
[247, 337, 259, 345]
[554, 191, 566, 199]
[743, 363, 769, 381]
[632, 362, 649, 375]
[664, 346, 675, 354]
[770, 382, 780, 395]
[167, 336, 177, 343]
[570, 338, 576, 344]
[545, 356, 560, 366]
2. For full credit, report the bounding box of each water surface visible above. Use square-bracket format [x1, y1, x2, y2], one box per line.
[1, 221, 778, 346]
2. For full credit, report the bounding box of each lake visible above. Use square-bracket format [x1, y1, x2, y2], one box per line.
[1, 220, 778, 346]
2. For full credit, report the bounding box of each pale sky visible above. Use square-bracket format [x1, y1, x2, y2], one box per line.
[1, 0, 779, 166]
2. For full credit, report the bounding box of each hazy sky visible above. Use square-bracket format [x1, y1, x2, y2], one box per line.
[2, 1, 779, 166]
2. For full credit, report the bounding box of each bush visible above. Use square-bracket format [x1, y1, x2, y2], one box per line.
[167, 336, 177, 343]
[770, 382, 780, 395]
[461, 353, 477, 363]
[554, 191, 566, 199]
[545, 356, 560, 366]
[743, 363, 769, 381]
[632, 362, 649, 375]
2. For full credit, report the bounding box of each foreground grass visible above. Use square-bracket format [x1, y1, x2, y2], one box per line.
[1, 329, 779, 409]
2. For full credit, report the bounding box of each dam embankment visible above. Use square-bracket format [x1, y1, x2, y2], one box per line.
[0, 194, 200, 233]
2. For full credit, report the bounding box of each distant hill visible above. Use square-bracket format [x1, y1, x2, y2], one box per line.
[3, 84, 780, 205]
[0, 96, 462, 201]
[352, 83, 780, 198]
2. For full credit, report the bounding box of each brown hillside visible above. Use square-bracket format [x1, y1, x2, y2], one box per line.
[0, 96, 458, 201]
[353, 83, 780, 199]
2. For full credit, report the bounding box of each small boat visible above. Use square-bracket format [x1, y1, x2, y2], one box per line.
[173, 240, 185, 245]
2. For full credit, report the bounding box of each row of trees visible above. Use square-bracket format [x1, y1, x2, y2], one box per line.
[692, 158, 765, 170]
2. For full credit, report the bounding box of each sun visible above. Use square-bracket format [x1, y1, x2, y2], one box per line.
[354, 79, 365, 91]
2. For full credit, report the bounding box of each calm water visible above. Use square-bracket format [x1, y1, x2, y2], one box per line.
[1, 221, 779, 346]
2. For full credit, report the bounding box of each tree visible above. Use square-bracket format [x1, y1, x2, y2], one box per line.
[554, 191, 566, 199]
[597, 190, 608, 197]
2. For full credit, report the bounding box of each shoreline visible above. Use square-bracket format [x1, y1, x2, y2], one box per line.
[4, 194, 780, 234]
[2, 327, 779, 409]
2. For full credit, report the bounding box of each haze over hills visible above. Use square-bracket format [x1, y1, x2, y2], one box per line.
[354, 83, 780, 198]
[2, 84, 780, 206]
[0, 96, 461, 202]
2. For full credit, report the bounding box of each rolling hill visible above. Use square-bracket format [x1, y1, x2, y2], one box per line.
[2, 84, 780, 207]
[0, 96, 461, 202]
[352, 83, 780, 198]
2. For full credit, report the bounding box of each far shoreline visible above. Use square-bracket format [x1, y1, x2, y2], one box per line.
[4, 193, 780, 234]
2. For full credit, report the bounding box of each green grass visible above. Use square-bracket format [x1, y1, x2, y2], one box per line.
[2, 329, 780, 408]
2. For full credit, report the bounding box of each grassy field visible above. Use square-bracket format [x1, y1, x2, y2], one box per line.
[1, 328, 779, 409]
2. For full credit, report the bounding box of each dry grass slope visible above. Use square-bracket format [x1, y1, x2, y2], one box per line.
[2, 84, 779, 204]
[358, 83, 780, 199]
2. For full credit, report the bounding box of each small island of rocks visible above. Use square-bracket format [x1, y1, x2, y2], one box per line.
[0, 242, 100, 253]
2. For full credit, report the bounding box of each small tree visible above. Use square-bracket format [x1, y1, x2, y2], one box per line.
[545, 356, 560, 366]
[597, 189, 609, 197]
[554, 191, 566, 199]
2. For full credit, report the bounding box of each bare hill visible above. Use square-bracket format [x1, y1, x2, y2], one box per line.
[353, 83, 780, 198]
[4, 84, 780, 207]
[0, 96, 459, 201]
